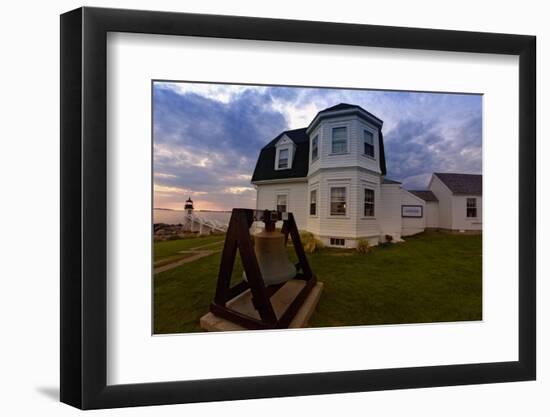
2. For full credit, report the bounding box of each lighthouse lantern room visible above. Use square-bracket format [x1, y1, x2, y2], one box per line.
[184, 197, 194, 215]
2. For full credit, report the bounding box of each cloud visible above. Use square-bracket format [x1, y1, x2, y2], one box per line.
[153, 84, 289, 209]
[383, 95, 482, 189]
[225, 186, 255, 194]
[153, 81, 482, 209]
[157, 82, 268, 104]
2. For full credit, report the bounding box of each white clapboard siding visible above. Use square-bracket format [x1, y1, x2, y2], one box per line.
[429, 175, 453, 230]
[316, 169, 357, 239]
[307, 125, 322, 175]
[308, 115, 381, 177]
[305, 173, 322, 235]
[451, 195, 482, 231]
[355, 170, 384, 239]
[255, 181, 308, 229]
[305, 168, 384, 248]
[425, 201, 440, 228]
[400, 189, 426, 236]
[379, 183, 402, 239]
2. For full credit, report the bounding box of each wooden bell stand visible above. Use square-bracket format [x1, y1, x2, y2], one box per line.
[204, 208, 320, 330]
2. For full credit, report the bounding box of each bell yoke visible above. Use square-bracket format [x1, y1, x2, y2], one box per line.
[209, 208, 317, 330]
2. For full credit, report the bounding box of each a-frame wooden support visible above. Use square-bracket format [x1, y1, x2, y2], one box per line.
[210, 208, 317, 330]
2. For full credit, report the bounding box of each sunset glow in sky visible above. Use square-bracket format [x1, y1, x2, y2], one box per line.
[153, 82, 482, 211]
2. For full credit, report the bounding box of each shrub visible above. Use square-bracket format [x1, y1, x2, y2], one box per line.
[356, 239, 371, 254]
[298, 231, 324, 253]
[285, 230, 308, 247]
[385, 234, 394, 243]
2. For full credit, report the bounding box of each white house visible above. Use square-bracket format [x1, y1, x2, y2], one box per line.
[250, 103, 481, 247]
[411, 173, 482, 232]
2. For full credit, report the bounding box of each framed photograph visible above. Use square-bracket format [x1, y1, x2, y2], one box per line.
[60, 7, 536, 409]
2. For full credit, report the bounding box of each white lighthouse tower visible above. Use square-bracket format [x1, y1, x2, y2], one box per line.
[183, 197, 195, 232]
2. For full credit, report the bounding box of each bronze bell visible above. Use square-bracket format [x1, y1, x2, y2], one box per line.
[244, 228, 296, 286]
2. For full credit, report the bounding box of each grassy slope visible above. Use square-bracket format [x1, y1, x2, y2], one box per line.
[153, 231, 482, 334]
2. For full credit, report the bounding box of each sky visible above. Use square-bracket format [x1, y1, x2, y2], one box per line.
[153, 81, 482, 211]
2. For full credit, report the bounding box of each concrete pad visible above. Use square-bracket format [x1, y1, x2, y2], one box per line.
[200, 280, 324, 332]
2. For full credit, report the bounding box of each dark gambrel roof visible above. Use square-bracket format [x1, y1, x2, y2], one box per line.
[251, 128, 310, 182]
[434, 173, 482, 195]
[319, 103, 358, 112]
[317, 103, 383, 125]
[409, 190, 438, 202]
[252, 104, 386, 182]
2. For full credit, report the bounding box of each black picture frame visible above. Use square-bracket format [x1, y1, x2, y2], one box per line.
[60, 6, 536, 410]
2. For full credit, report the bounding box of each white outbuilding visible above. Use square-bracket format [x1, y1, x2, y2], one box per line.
[415, 173, 482, 232]
[251, 103, 481, 247]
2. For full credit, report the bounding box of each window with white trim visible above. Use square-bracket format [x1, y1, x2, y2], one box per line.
[310, 189, 317, 216]
[278, 148, 289, 169]
[364, 188, 375, 217]
[276, 194, 288, 213]
[331, 127, 347, 154]
[311, 135, 319, 161]
[466, 198, 477, 218]
[364, 130, 375, 157]
[330, 238, 345, 246]
[330, 187, 347, 216]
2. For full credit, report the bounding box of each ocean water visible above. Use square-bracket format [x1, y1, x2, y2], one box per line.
[153, 209, 231, 225]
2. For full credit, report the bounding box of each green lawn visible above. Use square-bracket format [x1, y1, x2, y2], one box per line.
[153, 234, 226, 261]
[153, 231, 482, 334]
[154, 252, 197, 268]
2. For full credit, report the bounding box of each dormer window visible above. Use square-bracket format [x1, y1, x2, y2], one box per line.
[311, 136, 319, 161]
[274, 135, 296, 171]
[278, 148, 289, 169]
[364, 130, 375, 157]
[331, 127, 347, 154]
